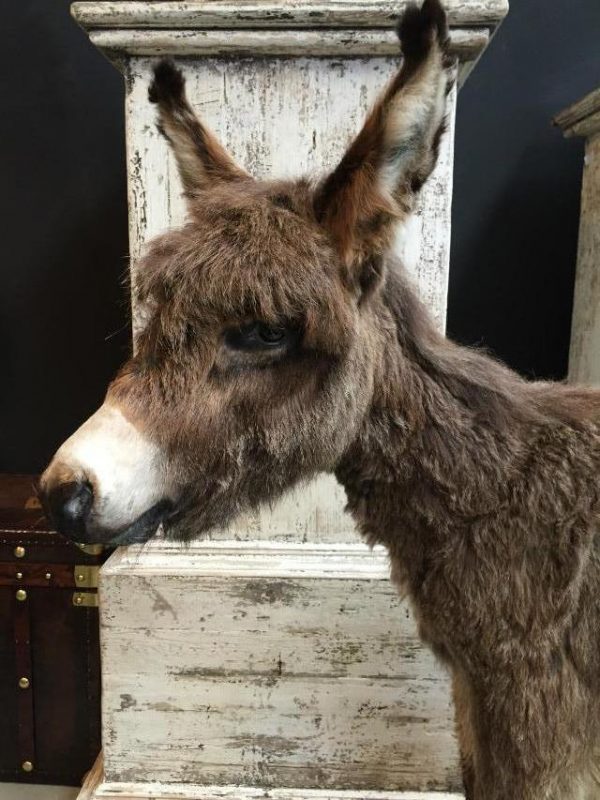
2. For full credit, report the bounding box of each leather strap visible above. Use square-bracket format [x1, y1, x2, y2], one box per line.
[14, 590, 35, 772]
[0, 562, 78, 588]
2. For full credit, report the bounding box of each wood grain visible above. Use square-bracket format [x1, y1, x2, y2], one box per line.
[555, 86, 600, 140]
[88, 783, 462, 800]
[73, 0, 508, 30]
[567, 133, 600, 385]
[89, 28, 488, 59]
[78, 753, 104, 800]
[124, 57, 456, 329]
[556, 89, 600, 386]
[99, 542, 459, 791]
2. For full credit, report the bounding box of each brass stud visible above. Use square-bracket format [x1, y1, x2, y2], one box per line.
[16, 572, 23, 580]
[16, 589, 27, 602]
[45, 572, 52, 580]
[21, 761, 33, 773]
[18, 677, 30, 689]
[76, 573, 84, 582]
[14, 546, 25, 558]
[72, 592, 98, 608]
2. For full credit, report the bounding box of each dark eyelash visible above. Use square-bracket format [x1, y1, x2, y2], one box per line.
[224, 322, 301, 353]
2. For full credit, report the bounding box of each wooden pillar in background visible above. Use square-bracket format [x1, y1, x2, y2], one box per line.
[71, 3, 508, 798]
[556, 87, 600, 386]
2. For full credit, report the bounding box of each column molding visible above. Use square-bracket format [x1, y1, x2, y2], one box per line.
[72, 0, 507, 83]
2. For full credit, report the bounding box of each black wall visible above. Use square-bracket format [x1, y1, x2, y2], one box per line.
[1, 0, 129, 473]
[1, 0, 599, 473]
[449, 0, 600, 379]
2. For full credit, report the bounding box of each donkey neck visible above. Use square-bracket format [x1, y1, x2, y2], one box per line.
[335, 265, 536, 554]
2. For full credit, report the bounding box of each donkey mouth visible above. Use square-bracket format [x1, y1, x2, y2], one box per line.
[107, 499, 176, 546]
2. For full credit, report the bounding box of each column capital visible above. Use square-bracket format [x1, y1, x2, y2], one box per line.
[72, 0, 507, 74]
[555, 86, 600, 140]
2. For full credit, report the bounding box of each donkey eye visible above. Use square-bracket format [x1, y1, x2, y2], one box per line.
[224, 322, 298, 352]
[256, 323, 285, 345]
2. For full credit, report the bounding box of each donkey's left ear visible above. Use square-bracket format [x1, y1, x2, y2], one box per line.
[149, 60, 250, 197]
[314, 0, 455, 296]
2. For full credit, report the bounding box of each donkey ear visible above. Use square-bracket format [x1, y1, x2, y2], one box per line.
[314, 0, 454, 291]
[149, 60, 250, 196]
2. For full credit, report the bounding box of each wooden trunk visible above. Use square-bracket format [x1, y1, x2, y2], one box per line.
[0, 474, 105, 787]
[70, 2, 508, 798]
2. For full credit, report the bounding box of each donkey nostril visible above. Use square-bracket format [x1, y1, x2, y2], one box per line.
[46, 480, 94, 537]
[63, 481, 93, 521]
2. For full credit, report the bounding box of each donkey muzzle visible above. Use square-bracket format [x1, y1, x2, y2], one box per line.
[40, 402, 173, 545]
[42, 478, 94, 541]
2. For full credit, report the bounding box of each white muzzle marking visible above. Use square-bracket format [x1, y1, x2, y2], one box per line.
[46, 403, 169, 534]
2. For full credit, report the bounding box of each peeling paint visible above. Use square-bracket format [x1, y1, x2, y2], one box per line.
[119, 693, 137, 710]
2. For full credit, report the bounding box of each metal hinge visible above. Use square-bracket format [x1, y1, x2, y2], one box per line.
[74, 565, 99, 589]
[72, 591, 99, 608]
[75, 542, 104, 556]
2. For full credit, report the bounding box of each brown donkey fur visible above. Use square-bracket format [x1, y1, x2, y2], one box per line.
[41, 1, 600, 797]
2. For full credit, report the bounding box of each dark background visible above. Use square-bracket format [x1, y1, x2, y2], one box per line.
[1, 0, 599, 473]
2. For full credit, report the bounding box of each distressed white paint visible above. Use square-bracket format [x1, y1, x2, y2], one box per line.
[124, 56, 456, 328]
[93, 787, 461, 800]
[83, 751, 463, 798]
[88, 28, 488, 61]
[210, 475, 356, 544]
[124, 55, 456, 542]
[98, 542, 460, 792]
[82, 753, 462, 798]
[556, 89, 600, 386]
[73, 0, 508, 30]
[70, 2, 507, 798]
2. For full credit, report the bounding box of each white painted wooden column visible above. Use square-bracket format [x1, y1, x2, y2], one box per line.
[556, 87, 600, 386]
[71, 3, 507, 799]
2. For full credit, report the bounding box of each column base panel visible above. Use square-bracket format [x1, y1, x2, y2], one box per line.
[83, 783, 462, 800]
[79, 756, 462, 800]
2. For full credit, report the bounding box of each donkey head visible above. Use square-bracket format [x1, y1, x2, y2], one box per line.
[40, 0, 453, 545]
